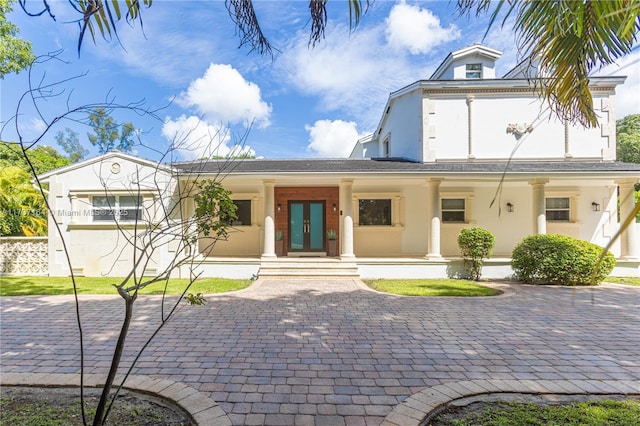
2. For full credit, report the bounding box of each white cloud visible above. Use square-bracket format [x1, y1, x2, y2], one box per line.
[385, 1, 461, 55]
[177, 64, 272, 128]
[305, 119, 364, 157]
[278, 24, 415, 130]
[161, 115, 254, 160]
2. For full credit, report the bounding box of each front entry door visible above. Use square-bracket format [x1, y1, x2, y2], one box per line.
[289, 201, 325, 252]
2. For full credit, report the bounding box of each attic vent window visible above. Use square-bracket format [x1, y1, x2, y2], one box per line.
[466, 63, 482, 79]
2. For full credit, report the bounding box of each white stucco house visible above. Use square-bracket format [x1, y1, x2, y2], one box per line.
[39, 44, 640, 279]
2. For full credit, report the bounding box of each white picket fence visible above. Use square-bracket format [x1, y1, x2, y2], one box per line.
[0, 237, 48, 275]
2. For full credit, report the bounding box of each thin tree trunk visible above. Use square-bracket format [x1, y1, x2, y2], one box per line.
[93, 295, 134, 426]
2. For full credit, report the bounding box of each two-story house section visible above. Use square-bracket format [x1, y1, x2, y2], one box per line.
[38, 44, 639, 279]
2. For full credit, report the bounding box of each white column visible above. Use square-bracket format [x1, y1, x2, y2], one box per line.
[530, 179, 548, 235]
[262, 180, 276, 259]
[425, 179, 442, 259]
[618, 179, 639, 260]
[69, 194, 78, 224]
[340, 179, 355, 258]
[466, 95, 475, 160]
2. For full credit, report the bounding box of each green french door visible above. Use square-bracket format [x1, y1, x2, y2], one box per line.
[289, 201, 325, 252]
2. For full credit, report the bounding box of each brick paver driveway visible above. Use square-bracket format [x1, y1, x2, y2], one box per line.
[1, 279, 639, 425]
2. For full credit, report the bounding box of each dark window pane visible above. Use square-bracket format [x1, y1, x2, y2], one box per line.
[119, 196, 142, 221]
[442, 199, 465, 210]
[233, 200, 251, 226]
[359, 199, 391, 226]
[546, 197, 569, 209]
[442, 211, 465, 223]
[546, 210, 570, 221]
[92, 196, 115, 221]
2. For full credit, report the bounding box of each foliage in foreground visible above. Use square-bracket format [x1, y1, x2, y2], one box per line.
[457, 227, 495, 281]
[364, 279, 501, 297]
[434, 399, 640, 426]
[0, 166, 47, 236]
[512, 234, 616, 285]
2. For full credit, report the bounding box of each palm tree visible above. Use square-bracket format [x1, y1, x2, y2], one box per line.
[0, 166, 47, 236]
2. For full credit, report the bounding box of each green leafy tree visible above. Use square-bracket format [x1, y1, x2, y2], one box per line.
[0, 0, 34, 77]
[87, 107, 135, 153]
[617, 114, 640, 164]
[0, 166, 47, 236]
[55, 128, 89, 163]
[0, 141, 70, 175]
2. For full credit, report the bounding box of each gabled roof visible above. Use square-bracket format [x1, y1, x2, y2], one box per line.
[430, 44, 502, 80]
[37, 151, 174, 182]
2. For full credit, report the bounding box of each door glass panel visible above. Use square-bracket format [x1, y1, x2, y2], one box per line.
[290, 202, 304, 250]
[309, 202, 324, 250]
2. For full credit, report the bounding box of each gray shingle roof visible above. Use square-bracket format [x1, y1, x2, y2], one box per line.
[172, 158, 640, 178]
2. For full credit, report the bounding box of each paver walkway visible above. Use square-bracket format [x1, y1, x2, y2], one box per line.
[1, 278, 639, 425]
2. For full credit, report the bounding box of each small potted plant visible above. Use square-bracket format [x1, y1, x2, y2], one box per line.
[275, 230, 284, 256]
[327, 229, 337, 256]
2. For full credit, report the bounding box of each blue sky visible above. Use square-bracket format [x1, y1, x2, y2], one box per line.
[2, 0, 638, 162]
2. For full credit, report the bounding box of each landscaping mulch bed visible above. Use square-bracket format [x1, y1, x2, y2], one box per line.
[0, 386, 194, 425]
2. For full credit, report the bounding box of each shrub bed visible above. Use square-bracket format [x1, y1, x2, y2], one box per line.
[512, 234, 615, 285]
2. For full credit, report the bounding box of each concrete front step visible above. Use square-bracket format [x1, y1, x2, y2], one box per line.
[259, 259, 359, 277]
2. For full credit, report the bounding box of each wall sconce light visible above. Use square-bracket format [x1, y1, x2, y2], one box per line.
[506, 202, 514, 213]
[592, 202, 600, 212]
[277, 204, 281, 213]
[332, 203, 337, 213]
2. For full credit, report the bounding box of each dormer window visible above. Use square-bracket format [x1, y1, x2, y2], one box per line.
[465, 63, 482, 79]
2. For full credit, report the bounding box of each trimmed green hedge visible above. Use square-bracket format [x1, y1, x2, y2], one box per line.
[512, 234, 616, 285]
[457, 227, 495, 281]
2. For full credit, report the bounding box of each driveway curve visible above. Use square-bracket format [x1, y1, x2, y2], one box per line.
[1, 278, 639, 425]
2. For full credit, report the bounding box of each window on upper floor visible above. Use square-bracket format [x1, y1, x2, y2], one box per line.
[441, 198, 466, 223]
[466, 63, 482, 79]
[382, 137, 390, 158]
[359, 199, 391, 226]
[92, 195, 142, 222]
[546, 197, 570, 221]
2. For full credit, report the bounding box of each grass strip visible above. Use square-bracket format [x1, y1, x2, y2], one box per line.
[364, 278, 502, 297]
[0, 276, 251, 296]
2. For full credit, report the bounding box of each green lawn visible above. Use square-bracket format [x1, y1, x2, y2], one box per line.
[364, 278, 502, 297]
[605, 276, 640, 286]
[0, 276, 252, 296]
[437, 399, 640, 426]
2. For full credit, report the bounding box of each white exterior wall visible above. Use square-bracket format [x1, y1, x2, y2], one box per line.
[45, 155, 176, 277]
[378, 91, 423, 160]
[427, 93, 611, 161]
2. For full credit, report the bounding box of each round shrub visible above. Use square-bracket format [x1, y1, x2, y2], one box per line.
[457, 227, 495, 281]
[511, 234, 616, 285]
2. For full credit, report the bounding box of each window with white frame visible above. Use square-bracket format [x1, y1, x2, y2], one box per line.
[92, 195, 142, 222]
[382, 137, 390, 158]
[359, 199, 391, 226]
[441, 198, 465, 223]
[465, 63, 482, 79]
[546, 197, 570, 221]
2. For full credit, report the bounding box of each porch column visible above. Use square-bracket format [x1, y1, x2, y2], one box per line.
[184, 196, 198, 257]
[617, 179, 639, 260]
[340, 179, 355, 258]
[425, 178, 442, 259]
[530, 179, 548, 235]
[262, 179, 276, 259]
